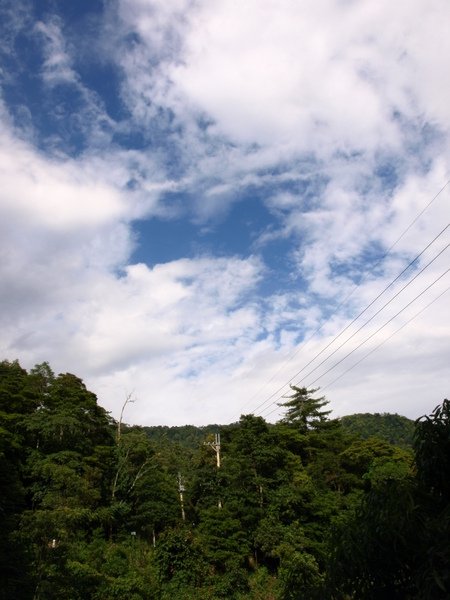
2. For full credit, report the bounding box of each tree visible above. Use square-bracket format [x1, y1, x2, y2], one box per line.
[339, 413, 414, 447]
[18, 370, 115, 599]
[111, 427, 180, 541]
[327, 452, 417, 599]
[0, 360, 38, 599]
[278, 387, 332, 433]
[413, 399, 450, 598]
[415, 399, 450, 506]
[328, 399, 450, 599]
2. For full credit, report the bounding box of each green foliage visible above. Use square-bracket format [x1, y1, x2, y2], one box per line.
[412, 399, 450, 599]
[236, 567, 278, 600]
[415, 399, 450, 503]
[329, 488, 416, 598]
[0, 360, 36, 599]
[278, 386, 332, 433]
[110, 427, 179, 539]
[339, 436, 414, 492]
[330, 399, 450, 599]
[339, 412, 414, 447]
[2, 358, 448, 600]
[143, 424, 223, 449]
[278, 551, 325, 600]
[155, 526, 207, 589]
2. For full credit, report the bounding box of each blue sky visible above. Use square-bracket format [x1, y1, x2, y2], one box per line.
[0, 0, 449, 425]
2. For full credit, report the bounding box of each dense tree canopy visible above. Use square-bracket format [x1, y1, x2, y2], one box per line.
[278, 386, 332, 432]
[0, 359, 448, 599]
[339, 412, 415, 447]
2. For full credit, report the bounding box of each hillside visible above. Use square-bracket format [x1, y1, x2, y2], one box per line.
[143, 412, 415, 448]
[338, 412, 415, 446]
[142, 423, 223, 448]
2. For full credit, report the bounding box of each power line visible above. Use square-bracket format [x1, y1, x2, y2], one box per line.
[304, 267, 450, 389]
[236, 180, 449, 417]
[385, 179, 450, 252]
[261, 269, 450, 420]
[319, 285, 450, 393]
[271, 241, 449, 394]
[251, 226, 449, 417]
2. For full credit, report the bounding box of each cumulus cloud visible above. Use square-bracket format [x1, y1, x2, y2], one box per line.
[0, 0, 449, 424]
[0, 110, 267, 423]
[116, 0, 450, 152]
[109, 0, 450, 280]
[0, 137, 125, 230]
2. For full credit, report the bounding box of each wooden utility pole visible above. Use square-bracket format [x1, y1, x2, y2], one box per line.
[178, 472, 186, 521]
[206, 433, 221, 468]
[205, 433, 222, 508]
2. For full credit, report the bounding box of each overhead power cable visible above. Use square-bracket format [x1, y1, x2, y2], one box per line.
[266, 240, 449, 395]
[261, 269, 450, 420]
[319, 284, 450, 394]
[236, 179, 449, 417]
[384, 179, 450, 253]
[305, 266, 450, 387]
[251, 226, 449, 416]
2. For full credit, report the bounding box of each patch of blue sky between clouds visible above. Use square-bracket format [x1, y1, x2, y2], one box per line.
[130, 177, 323, 293]
[1, 10, 111, 156]
[1, 0, 449, 425]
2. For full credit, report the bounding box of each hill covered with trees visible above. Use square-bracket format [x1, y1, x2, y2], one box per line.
[1, 359, 449, 599]
[143, 412, 415, 450]
[143, 424, 223, 449]
[339, 412, 415, 446]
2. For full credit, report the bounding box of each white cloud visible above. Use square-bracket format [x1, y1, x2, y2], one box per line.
[1, 0, 449, 425]
[168, 0, 389, 149]
[34, 18, 77, 85]
[117, 0, 450, 152]
[0, 116, 266, 423]
[108, 0, 450, 258]
[0, 132, 126, 230]
[2, 251, 265, 424]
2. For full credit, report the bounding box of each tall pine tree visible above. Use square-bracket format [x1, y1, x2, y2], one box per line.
[278, 386, 332, 433]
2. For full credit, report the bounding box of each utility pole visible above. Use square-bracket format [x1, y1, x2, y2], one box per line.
[178, 472, 186, 521]
[205, 433, 222, 508]
[206, 433, 221, 468]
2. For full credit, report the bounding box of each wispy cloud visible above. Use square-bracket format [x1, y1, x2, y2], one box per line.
[35, 18, 77, 85]
[0, 0, 449, 424]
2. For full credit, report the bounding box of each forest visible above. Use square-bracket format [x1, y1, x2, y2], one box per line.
[1, 358, 449, 599]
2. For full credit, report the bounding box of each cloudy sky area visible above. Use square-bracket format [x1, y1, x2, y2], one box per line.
[0, 0, 449, 425]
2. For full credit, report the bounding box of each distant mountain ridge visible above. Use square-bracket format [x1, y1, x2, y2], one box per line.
[142, 424, 223, 449]
[143, 412, 415, 448]
[338, 412, 415, 447]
